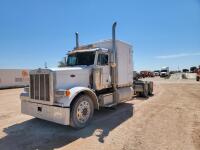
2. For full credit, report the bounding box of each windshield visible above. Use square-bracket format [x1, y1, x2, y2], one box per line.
[67, 51, 96, 66]
[161, 70, 167, 72]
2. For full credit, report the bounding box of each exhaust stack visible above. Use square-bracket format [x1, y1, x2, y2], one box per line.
[75, 32, 79, 49]
[111, 22, 118, 104]
[112, 22, 117, 64]
[112, 22, 117, 85]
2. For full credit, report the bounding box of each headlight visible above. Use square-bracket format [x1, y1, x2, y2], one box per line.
[56, 89, 71, 97]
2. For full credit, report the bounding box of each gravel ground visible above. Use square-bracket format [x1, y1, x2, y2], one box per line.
[0, 78, 200, 150]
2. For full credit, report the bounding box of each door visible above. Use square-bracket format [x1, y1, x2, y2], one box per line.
[97, 53, 111, 89]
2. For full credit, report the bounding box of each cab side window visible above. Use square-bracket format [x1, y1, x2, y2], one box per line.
[97, 54, 108, 66]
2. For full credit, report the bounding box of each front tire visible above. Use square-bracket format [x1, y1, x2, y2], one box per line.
[70, 95, 94, 129]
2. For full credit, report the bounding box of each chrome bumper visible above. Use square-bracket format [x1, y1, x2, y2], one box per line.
[21, 95, 70, 125]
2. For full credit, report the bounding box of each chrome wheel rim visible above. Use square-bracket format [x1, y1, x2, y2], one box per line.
[76, 100, 91, 123]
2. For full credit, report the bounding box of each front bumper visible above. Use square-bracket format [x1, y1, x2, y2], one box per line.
[21, 96, 70, 125]
[160, 74, 167, 77]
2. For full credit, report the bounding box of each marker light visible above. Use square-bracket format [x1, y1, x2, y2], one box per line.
[65, 90, 71, 96]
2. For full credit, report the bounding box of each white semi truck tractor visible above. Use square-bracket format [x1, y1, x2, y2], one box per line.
[20, 22, 153, 128]
[160, 67, 169, 77]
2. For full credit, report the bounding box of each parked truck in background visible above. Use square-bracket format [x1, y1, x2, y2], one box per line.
[140, 71, 154, 78]
[20, 22, 153, 128]
[154, 70, 160, 76]
[182, 69, 189, 73]
[160, 67, 169, 77]
[190, 66, 197, 73]
[140, 71, 149, 78]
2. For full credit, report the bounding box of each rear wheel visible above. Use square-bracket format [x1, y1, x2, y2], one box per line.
[148, 82, 153, 95]
[142, 83, 149, 98]
[70, 95, 94, 129]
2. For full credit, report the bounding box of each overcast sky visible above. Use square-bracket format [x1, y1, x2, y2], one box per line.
[0, 0, 200, 71]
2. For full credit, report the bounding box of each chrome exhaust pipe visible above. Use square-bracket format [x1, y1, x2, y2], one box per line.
[75, 32, 79, 49]
[112, 22, 117, 63]
[111, 22, 118, 104]
[112, 22, 117, 86]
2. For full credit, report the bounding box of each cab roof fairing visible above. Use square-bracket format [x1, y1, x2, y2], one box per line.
[66, 47, 109, 55]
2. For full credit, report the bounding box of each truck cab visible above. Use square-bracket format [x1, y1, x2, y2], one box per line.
[21, 37, 134, 128]
[160, 67, 169, 77]
[56, 47, 111, 90]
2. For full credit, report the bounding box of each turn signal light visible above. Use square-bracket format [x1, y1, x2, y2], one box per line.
[65, 90, 71, 96]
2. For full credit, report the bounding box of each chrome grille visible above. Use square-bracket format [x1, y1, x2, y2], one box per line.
[30, 74, 50, 101]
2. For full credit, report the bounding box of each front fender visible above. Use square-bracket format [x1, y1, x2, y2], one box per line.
[56, 87, 99, 109]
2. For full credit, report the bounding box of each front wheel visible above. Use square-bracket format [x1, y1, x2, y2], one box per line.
[70, 95, 94, 129]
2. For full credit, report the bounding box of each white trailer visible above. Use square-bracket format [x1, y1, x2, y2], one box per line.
[20, 22, 153, 128]
[0, 69, 29, 89]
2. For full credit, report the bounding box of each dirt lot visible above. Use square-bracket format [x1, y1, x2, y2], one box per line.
[0, 78, 200, 150]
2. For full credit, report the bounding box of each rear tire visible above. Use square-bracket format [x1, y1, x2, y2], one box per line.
[148, 82, 153, 95]
[70, 95, 94, 129]
[142, 83, 149, 98]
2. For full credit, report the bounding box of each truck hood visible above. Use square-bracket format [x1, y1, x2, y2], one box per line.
[51, 67, 92, 89]
[51, 66, 87, 72]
